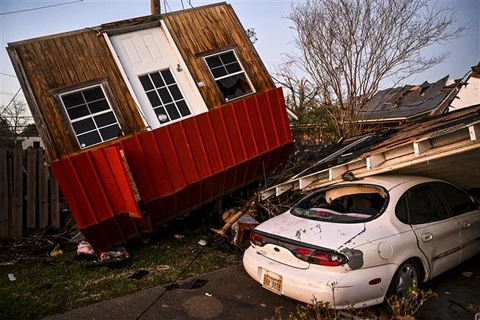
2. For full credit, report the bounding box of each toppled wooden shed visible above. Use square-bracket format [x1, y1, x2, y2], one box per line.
[7, 3, 292, 252]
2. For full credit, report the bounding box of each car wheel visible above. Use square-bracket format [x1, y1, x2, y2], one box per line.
[388, 260, 420, 300]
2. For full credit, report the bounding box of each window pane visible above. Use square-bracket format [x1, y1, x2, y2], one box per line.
[151, 72, 165, 88]
[216, 73, 252, 100]
[67, 105, 89, 120]
[94, 112, 116, 128]
[220, 51, 236, 64]
[88, 99, 109, 114]
[225, 62, 241, 74]
[205, 56, 222, 69]
[78, 131, 101, 148]
[72, 118, 95, 134]
[165, 103, 180, 120]
[83, 87, 104, 102]
[139, 75, 154, 91]
[169, 84, 182, 101]
[62, 92, 84, 108]
[431, 182, 477, 216]
[154, 107, 170, 124]
[161, 69, 175, 85]
[211, 66, 227, 78]
[159, 88, 172, 104]
[395, 196, 408, 224]
[99, 124, 120, 140]
[147, 91, 161, 107]
[407, 185, 448, 224]
[176, 100, 191, 117]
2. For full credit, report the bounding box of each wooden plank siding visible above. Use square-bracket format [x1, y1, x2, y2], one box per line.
[8, 3, 277, 162]
[8, 30, 146, 161]
[162, 3, 275, 109]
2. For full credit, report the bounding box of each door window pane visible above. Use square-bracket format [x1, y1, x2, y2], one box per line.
[431, 182, 478, 216]
[406, 184, 450, 224]
[139, 69, 192, 125]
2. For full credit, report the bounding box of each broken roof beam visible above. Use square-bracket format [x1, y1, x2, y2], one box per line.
[329, 165, 348, 181]
[299, 175, 317, 190]
[469, 123, 480, 141]
[261, 188, 276, 201]
[366, 153, 385, 170]
[275, 183, 294, 197]
[413, 139, 432, 156]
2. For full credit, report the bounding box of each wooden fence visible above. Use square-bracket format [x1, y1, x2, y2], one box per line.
[0, 147, 61, 239]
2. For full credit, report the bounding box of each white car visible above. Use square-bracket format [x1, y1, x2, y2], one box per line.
[243, 175, 480, 308]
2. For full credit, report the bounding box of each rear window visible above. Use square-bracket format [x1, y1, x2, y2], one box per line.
[291, 184, 387, 223]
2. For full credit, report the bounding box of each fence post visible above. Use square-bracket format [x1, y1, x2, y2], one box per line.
[38, 149, 49, 229]
[26, 148, 36, 229]
[0, 149, 8, 238]
[12, 148, 23, 238]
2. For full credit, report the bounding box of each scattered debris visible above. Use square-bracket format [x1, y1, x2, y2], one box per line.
[156, 265, 170, 271]
[129, 270, 149, 280]
[211, 196, 256, 237]
[461, 271, 473, 277]
[232, 214, 259, 246]
[260, 303, 266, 307]
[173, 234, 185, 239]
[205, 292, 212, 297]
[7, 273, 16, 282]
[99, 246, 130, 263]
[50, 244, 63, 257]
[76, 241, 96, 258]
[166, 279, 208, 291]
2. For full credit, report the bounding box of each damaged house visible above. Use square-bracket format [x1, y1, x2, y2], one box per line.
[7, 3, 293, 252]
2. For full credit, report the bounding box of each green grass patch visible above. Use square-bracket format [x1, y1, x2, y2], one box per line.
[0, 233, 241, 320]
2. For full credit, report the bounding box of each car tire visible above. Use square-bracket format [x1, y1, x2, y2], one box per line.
[388, 260, 420, 300]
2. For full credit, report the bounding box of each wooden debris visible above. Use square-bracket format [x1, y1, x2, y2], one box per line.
[210, 195, 256, 237]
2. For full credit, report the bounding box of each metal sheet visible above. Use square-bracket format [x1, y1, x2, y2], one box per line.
[51, 88, 293, 252]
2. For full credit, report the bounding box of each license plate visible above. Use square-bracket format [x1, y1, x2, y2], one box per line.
[262, 270, 282, 295]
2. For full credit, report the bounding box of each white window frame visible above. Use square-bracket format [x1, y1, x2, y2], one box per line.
[59, 84, 122, 149]
[203, 49, 255, 101]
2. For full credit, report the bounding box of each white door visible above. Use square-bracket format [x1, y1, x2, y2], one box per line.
[110, 27, 207, 129]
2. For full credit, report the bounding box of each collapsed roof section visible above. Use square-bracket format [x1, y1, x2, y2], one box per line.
[262, 104, 480, 200]
[361, 76, 458, 123]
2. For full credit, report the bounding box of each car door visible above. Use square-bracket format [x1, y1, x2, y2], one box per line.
[431, 182, 480, 262]
[404, 183, 461, 278]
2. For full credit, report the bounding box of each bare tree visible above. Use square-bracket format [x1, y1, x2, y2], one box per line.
[282, 0, 468, 138]
[0, 98, 30, 147]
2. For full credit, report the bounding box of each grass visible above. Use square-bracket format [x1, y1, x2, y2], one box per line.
[0, 231, 241, 320]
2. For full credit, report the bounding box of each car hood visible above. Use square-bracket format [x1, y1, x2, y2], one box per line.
[255, 211, 366, 251]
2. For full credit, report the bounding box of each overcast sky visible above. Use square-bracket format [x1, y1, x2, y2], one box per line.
[1, 0, 479, 109]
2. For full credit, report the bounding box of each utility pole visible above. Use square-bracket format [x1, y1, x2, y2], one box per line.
[151, 0, 160, 15]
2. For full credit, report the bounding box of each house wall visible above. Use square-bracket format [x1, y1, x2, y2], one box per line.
[8, 31, 146, 161]
[7, 3, 276, 161]
[162, 3, 276, 109]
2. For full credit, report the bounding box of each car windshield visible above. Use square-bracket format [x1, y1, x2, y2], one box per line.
[291, 184, 387, 223]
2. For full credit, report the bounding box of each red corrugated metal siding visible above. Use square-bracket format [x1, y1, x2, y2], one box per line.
[51, 88, 292, 252]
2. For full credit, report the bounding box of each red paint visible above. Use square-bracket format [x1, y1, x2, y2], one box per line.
[50, 88, 293, 252]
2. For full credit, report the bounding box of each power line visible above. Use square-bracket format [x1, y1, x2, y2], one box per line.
[0, 72, 17, 78]
[2, 88, 22, 110]
[0, 0, 83, 16]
